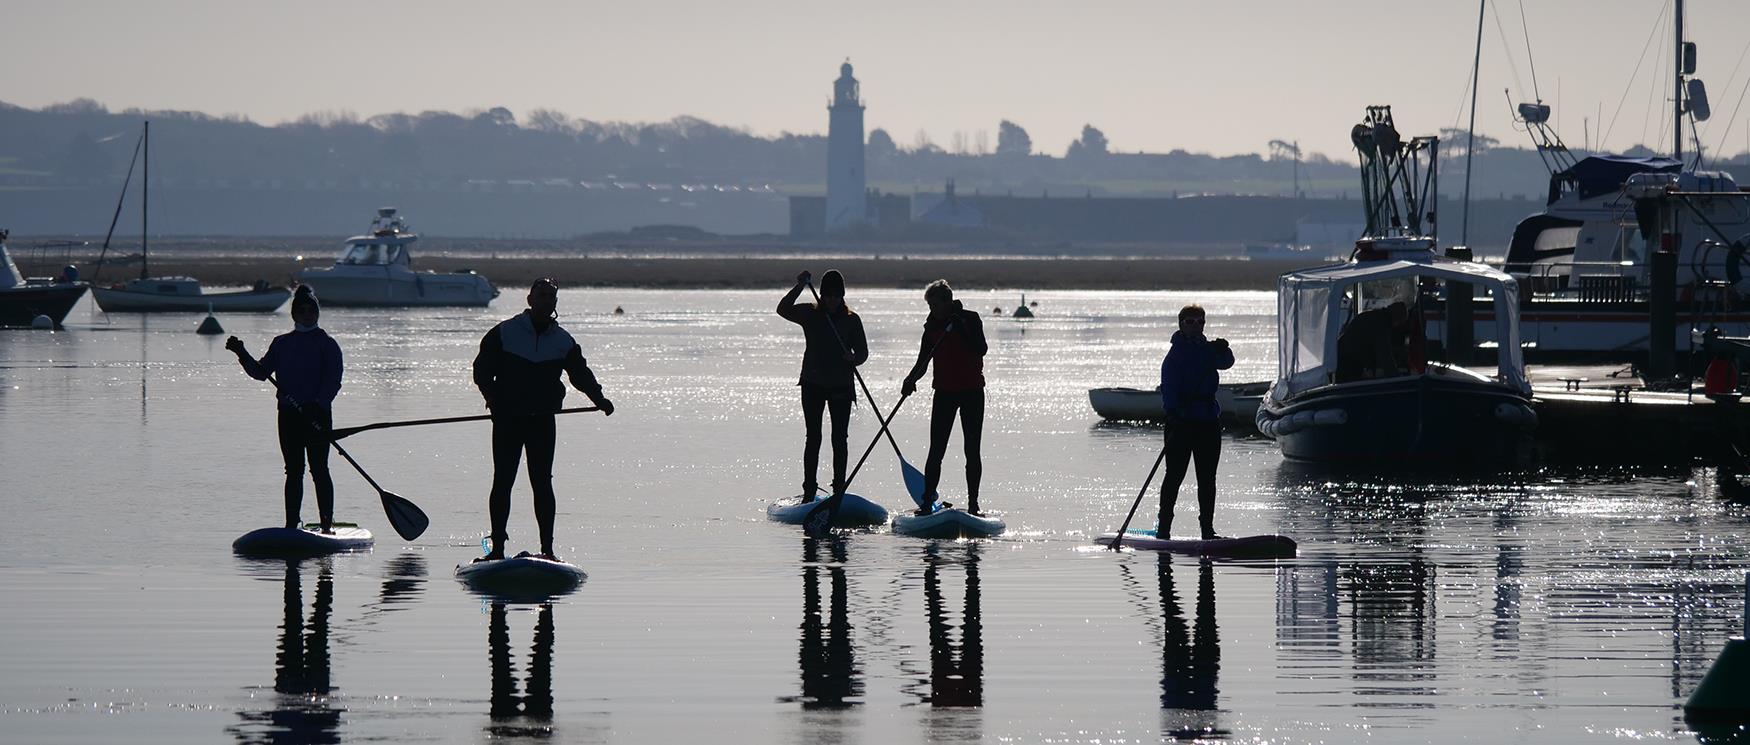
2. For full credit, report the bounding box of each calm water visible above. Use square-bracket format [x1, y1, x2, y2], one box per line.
[2, 288, 1747, 744]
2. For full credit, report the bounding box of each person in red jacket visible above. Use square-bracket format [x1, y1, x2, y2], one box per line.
[902, 280, 990, 515]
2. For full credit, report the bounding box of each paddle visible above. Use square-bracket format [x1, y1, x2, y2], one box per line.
[1108, 445, 1170, 551]
[263, 374, 430, 541]
[331, 407, 600, 441]
[802, 392, 911, 536]
[805, 279, 928, 506]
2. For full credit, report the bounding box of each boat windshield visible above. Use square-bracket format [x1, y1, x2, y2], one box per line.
[338, 242, 401, 266]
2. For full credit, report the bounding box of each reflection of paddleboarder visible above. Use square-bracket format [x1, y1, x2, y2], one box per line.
[902, 280, 989, 515]
[777, 270, 867, 498]
[790, 537, 861, 709]
[473, 279, 615, 562]
[488, 603, 555, 723]
[226, 285, 343, 532]
[1157, 304, 1233, 540]
[226, 558, 340, 743]
[923, 542, 984, 707]
[1159, 556, 1220, 713]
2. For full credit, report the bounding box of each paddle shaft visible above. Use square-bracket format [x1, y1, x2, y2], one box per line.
[843, 393, 909, 489]
[331, 407, 600, 440]
[1109, 445, 1170, 551]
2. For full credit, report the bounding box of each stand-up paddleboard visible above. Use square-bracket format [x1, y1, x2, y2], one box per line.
[233, 523, 374, 558]
[766, 493, 889, 528]
[455, 551, 586, 597]
[892, 507, 1006, 539]
[1094, 530, 1296, 559]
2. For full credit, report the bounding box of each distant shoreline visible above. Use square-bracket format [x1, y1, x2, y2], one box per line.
[72, 255, 1310, 291]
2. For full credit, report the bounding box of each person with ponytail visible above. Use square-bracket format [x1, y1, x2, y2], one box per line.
[901, 280, 989, 515]
[777, 269, 867, 498]
[225, 284, 345, 532]
[472, 278, 615, 562]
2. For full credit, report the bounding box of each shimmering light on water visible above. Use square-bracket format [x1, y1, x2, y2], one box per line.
[1, 289, 1746, 743]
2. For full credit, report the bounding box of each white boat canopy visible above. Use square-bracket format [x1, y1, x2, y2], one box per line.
[1276, 254, 1528, 397]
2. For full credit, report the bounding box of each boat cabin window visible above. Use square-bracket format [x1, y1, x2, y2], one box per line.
[1334, 278, 1422, 383]
[339, 242, 401, 265]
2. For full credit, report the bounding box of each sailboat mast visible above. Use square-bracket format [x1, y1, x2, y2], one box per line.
[1673, 0, 1683, 163]
[1461, 0, 1485, 246]
[142, 120, 150, 280]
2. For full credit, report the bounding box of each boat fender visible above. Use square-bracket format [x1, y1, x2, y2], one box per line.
[1312, 409, 1347, 426]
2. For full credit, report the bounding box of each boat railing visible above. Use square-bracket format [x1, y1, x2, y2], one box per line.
[1508, 260, 1651, 304]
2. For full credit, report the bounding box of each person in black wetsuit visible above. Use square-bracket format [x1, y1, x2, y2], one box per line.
[1158, 304, 1234, 540]
[225, 285, 344, 532]
[902, 280, 989, 515]
[472, 279, 615, 562]
[777, 270, 868, 498]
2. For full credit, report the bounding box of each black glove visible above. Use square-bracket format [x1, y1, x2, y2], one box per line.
[901, 377, 918, 397]
[1212, 338, 1230, 350]
[224, 336, 246, 356]
[596, 397, 616, 416]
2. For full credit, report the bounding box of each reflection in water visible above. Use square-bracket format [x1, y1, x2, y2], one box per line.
[923, 543, 984, 708]
[783, 537, 862, 708]
[376, 554, 428, 610]
[485, 603, 556, 740]
[1157, 556, 1224, 739]
[229, 558, 341, 744]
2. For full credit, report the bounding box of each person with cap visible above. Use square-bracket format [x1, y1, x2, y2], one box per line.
[1157, 304, 1234, 540]
[225, 284, 345, 532]
[777, 269, 868, 499]
[472, 278, 615, 562]
[901, 280, 989, 514]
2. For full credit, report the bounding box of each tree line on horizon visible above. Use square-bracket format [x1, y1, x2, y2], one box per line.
[5, 98, 1745, 202]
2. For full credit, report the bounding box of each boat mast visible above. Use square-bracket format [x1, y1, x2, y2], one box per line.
[1461, 0, 1485, 247]
[141, 120, 149, 281]
[1673, 0, 1683, 163]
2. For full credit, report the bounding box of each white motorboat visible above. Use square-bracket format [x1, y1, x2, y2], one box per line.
[90, 121, 291, 314]
[294, 208, 497, 307]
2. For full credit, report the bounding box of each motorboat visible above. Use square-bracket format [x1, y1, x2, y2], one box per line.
[293, 208, 497, 307]
[0, 230, 87, 327]
[1087, 382, 1267, 428]
[1443, 1, 1750, 361]
[90, 121, 291, 314]
[1255, 108, 1537, 468]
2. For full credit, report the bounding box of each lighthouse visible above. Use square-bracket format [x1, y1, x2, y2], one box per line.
[825, 60, 867, 232]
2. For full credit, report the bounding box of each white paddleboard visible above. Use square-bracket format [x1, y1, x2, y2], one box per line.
[766, 493, 889, 528]
[233, 523, 374, 557]
[1093, 530, 1296, 559]
[455, 552, 586, 597]
[892, 507, 1006, 539]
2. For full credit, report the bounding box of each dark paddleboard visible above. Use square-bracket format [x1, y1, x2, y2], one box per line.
[233, 523, 374, 558]
[455, 552, 586, 597]
[892, 507, 1006, 539]
[766, 493, 889, 528]
[1094, 530, 1296, 559]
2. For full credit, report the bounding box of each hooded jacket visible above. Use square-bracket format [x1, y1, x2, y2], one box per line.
[473, 311, 606, 415]
[914, 302, 987, 392]
[1159, 330, 1234, 422]
[777, 292, 868, 390]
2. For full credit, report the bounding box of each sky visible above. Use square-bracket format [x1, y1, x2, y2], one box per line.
[6, 0, 1750, 160]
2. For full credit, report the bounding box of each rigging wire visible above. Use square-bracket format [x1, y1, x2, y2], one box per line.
[1517, 0, 1542, 103]
[1488, 0, 1528, 99]
[1712, 63, 1750, 160]
[1708, 37, 1750, 157]
[1601, 1, 1670, 151]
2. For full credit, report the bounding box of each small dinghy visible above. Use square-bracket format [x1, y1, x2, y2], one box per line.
[233, 523, 374, 558]
[766, 493, 889, 528]
[455, 552, 586, 598]
[892, 506, 1005, 539]
[1094, 530, 1296, 559]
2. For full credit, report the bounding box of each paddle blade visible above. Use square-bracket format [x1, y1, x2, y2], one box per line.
[802, 495, 840, 537]
[900, 459, 929, 509]
[379, 490, 430, 541]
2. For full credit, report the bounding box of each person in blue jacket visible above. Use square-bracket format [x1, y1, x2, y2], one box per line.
[226, 285, 344, 532]
[1158, 304, 1234, 540]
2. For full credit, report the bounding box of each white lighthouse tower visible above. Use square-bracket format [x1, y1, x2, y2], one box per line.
[825, 60, 867, 232]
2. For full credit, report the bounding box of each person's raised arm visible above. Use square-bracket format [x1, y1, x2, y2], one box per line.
[776, 271, 811, 324]
[1211, 336, 1235, 371]
[225, 335, 272, 381]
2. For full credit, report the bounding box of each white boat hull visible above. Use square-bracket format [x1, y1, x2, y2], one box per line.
[92, 285, 290, 313]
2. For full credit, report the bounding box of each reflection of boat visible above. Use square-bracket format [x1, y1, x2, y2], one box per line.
[1087, 382, 1267, 427]
[294, 208, 498, 307]
[91, 121, 291, 314]
[1256, 108, 1536, 467]
[0, 230, 87, 327]
[1451, 4, 1750, 361]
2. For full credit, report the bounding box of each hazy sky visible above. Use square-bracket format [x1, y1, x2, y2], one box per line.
[7, 0, 1750, 160]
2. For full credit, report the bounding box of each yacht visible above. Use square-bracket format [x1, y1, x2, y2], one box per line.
[294, 208, 497, 307]
[1256, 108, 1536, 468]
[0, 230, 88, 327]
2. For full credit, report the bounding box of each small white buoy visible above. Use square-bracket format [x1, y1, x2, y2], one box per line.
[1685, 572, 1750, 722]
[30, 314, 53, 330]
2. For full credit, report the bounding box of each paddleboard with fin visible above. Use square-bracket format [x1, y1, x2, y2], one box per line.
[766, 493, 889, 528]
[892, 506, 1005, 539]
[1094, 530, 1296, 559]
[455, 551, 586, 597]
[233, 523, 374, 558]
